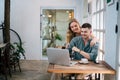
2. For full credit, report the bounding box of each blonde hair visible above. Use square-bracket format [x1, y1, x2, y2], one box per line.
[66, 29, 74, 43]
[66, 18, 81, 43]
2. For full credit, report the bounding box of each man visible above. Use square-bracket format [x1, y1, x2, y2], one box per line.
[68, 23, 99, 79]
[68, 23, 99, 62]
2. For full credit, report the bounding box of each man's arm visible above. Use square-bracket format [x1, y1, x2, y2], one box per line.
[67, 38, 76, 54]
[72, 42, 99, 61]
[72, 47, 90, 60]
[88, 42, 99, 61]
[67, 37, 81, 54]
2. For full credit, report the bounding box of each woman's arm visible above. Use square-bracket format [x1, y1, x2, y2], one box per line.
[90, 33, 99, 46]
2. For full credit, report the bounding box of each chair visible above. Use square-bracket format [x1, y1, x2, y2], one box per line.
[68, 48, 105, 80]
[83, 48, 105, 80]
[94, 49, 105, 80]
[0, 43, 11, 80]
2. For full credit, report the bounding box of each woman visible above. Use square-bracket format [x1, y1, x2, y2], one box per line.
[65, 18, 98, 48]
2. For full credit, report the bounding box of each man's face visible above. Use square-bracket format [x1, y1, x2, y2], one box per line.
[81, 28, 91, 39]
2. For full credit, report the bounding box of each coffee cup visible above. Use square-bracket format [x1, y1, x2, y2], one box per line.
[81, 58, 88, 64]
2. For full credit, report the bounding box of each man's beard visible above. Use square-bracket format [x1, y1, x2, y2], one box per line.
[82, 36, 89, 40]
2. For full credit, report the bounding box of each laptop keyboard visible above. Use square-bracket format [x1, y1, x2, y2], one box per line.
[70, 61, 78, 66]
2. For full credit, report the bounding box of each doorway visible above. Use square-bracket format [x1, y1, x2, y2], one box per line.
[40, 8, 74, 59]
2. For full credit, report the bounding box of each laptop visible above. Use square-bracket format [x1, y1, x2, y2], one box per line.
[46, 48, 77, 66]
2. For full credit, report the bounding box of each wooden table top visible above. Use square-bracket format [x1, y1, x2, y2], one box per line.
[47, 61, 116, 74]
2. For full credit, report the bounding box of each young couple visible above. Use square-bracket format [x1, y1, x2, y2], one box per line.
[66, 18, 99, 79]
[67, 18, 99, 62]
[51, 18, 99, 80]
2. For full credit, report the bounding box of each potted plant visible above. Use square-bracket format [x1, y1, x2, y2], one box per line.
[10, 42, 26, 60]
[10, 42, 26, 72]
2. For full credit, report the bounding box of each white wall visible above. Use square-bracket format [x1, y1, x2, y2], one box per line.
[0, 0, 4, 22]
[0, 0, 4, 42]
[9, 0, 83, 60]
[116, 0, 120, 80]
[105, 0, 118, 69]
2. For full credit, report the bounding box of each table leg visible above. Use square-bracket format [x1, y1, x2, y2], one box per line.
[61, 73, 64, 80]
[98, 73, 100, 80]
[95, 73, 97, 80]
[95, 73, 100, 80]
[88, 74, 92, 80]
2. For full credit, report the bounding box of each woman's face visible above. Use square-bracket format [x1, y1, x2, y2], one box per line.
[70, 22, 81, 34]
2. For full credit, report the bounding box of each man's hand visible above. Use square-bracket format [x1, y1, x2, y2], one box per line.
[72, 47, 90, 60]
[72, 46, 80, 53]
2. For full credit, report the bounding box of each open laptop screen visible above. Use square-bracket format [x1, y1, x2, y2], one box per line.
[47, 48, 71, 66]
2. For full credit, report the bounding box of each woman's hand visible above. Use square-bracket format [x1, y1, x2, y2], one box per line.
[90, 37, 99, 46]
[65, 43, 69, 48]
[90, 33, 99, 47]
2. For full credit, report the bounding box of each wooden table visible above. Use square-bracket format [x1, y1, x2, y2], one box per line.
[47, 61, 116, 80]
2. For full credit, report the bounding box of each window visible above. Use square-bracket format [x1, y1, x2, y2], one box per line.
[91, 0, 105, 60]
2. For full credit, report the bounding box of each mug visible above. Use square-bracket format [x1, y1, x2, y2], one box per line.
[81, 58, 88, 64]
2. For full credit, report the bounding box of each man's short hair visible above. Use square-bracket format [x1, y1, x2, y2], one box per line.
[81, 23, 92, 29]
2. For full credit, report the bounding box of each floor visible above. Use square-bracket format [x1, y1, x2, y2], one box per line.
[8, 60, 51, 80]
[0, 60, 112, 80]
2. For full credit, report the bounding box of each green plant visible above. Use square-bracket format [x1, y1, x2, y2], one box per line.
[55, 33, 62, 41]
[10, 42, 26, 60]
[9, 42, 25, 72]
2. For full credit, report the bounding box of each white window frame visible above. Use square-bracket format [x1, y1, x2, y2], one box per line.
[90, 0, 105, 60]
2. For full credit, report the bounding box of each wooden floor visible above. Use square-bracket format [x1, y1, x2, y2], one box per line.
[8, 60, 51, 80]
[0, 60, 113, 80]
